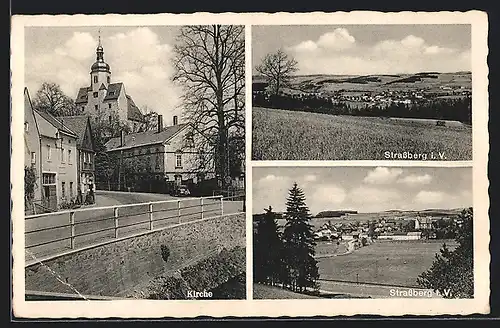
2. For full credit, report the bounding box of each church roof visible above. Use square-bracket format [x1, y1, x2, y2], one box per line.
[75, 87, 91, 104]
[103, 83, 123, 101]
[105, 123, 188, 151]
[75, 83, 144, 123]
[126, 95, 145, 123]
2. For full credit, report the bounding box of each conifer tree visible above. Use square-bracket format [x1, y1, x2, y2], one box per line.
[282, 183, 319, 292]
[253, 206, 285, 286]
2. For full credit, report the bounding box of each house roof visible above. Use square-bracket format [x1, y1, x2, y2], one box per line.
[105, 123, 188, 151]
[57, 115, 92, 148]
[35, 110, 78, 138]
[126, 95, 145, 122]
[24, 88, 40, 135]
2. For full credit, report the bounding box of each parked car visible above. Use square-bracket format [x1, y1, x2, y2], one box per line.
[171, 185, 191, 197]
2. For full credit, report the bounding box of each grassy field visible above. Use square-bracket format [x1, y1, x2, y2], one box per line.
[252, 107, 472, 160]
[317, 239, 458, 287]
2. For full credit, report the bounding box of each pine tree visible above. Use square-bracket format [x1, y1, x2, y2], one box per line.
[253, 206, 285, 286]
[282, 182, 319, 293]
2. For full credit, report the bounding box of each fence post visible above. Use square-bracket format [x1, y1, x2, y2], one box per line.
[148, 202, 154, 230]
[177, 200, 181, 224]
[114, 207, 119, 238]
[70, 211, 75, 249]
[220, 196, 224, 216]
[201, 197, 204, 219]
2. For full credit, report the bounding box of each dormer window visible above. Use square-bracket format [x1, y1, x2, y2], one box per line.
[109, 91, 115, 96]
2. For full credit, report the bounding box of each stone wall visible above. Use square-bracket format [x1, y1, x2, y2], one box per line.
[25, 214, 245, 298]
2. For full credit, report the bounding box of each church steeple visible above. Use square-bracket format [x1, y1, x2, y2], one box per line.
[96, 31, 104, 62]
[90, 30, 111, 92]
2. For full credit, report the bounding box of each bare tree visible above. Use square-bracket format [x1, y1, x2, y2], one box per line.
[172, 25, 245, 190]
[32, 82, 80, 116]
[255, 49, 298, 95]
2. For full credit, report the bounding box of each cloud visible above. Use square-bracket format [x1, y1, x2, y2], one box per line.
[304, 174, 317, 182]
[309, 185, 347, 211]
[289, 28, 355, 53]
[398, 174, 433, 186]
[26, 27, 182, 120]
[363, 167, 403, 184]
[287, 29, 470, 75]
[348, 186, 401, 204]
[414, 190, 446, 204]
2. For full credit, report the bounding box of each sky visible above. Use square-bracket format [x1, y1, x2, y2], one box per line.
[252, 25, 471, 75]
[25, 26, 183, 119]
[252, 166, 472, 215]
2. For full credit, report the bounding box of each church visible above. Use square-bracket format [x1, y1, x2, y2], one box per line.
[75, 36, 145, 132]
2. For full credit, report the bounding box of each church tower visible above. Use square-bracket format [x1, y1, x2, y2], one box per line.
[90, 33, 111, 93]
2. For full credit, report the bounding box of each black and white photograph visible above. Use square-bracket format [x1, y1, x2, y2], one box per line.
[253, 166, 473, 299]
[22, 25, 246, 300]
[252, 25, 473, 161]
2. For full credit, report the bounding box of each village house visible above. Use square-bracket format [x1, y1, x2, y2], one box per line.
[415, 216, 434, 230]
[57, 115, 96, 203]
[24, 88, 42, 209]
[25, 89, 79, 210]
[75, 36, 145, 133]
[104, 115, 215, 191]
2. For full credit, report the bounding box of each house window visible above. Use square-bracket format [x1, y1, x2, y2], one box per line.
[94, 76, 98, 83]
[61, 181, 66, 198]
[108, 103, 112, 109]
[109, 91, 115, 96]
[69, 182, 73, 198]
[42, 173, 56, 185]
[47, 145, 51, 160]
[107, 76, 110, 83]
[93, 92, 98, 98]
[108, 115, 112, 124]
[68, 149, 72, 164]
[95, 105, 98, 110]
[61, 148, 65, 163]
[24, 122, 29, 132]
[30, 152, 36, 164]
[176, 153, 182, 168]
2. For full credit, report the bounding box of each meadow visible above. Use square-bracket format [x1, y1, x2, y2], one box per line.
[252, 107, 472, 160]
[317, 239, 458, 287]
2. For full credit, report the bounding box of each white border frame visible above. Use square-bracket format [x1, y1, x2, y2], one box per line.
[11, 11, 489, 318]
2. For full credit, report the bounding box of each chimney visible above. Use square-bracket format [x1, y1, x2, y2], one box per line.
[120, 130, 125, 147]
[173, 115, 178, 126]
[157, 115, 163, 133]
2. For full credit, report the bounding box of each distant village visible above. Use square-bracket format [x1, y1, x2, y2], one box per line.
[311, 213, 466, 243]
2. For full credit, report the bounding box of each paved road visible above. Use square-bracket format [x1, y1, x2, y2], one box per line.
[318, 280, 443, 299]
[25, 190, 244, 262]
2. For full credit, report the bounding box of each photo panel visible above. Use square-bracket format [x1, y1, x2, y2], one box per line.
[20, 24, 246, 302]
[252, 24, 472, 161]
[252, 165, 475, 300]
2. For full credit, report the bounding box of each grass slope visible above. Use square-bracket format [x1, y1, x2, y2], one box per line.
[252, 107, 472, 160]
[317, 240, 458, 287]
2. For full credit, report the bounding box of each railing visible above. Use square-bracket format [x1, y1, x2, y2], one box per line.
[25, 195, 236, 259]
